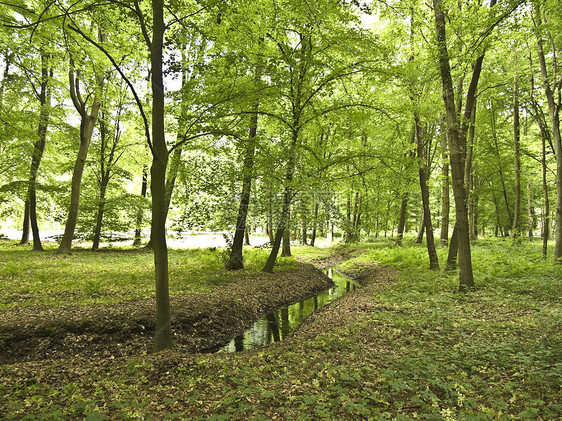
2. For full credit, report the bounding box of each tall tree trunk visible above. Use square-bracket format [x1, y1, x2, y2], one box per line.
[225, 68, 260, 269]
[433, 0, 474, 290]
[440, 117, 450, 246]
[529, 47, 551, 257]
[300, 213, 308, 245]
[92, 111, 109, 251]
[263, 130, 298, 272]
[91, 183, 107, 251]
[396, 192, 409, 246]
[58, 91, 101, 254]
[542, 121, 550, 259]
[59, 38, 105, 254]
[164, 146, 182, 219]
[281, 221, 291, 257]
[19, 201, 30, 245]
[415, 210, 425, 244]
[512, 48, 521, 239]
[465, 100, 477, 241]
[527, 180, 533, 240]
[263, 186, 293, 272]
[151, 0, 172, 352]
[29, 52, 52, 252]
[415, 115, 439, 270]
[491, 110, 513, 226]
[263, 30, 309, 272]
[470, 172, 478, 240]
[133, 165, 148, 247]
[310, 202, 319, 246]
[267, 201, 274, 243]
[534, 6, 562, 261]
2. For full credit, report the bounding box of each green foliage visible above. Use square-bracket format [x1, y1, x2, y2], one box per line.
[1, 241, 560, 419]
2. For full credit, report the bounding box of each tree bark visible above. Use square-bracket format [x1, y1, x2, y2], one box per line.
[396, 192, 409, 246]
[281, 221, 292, 257]
[534, 6, 562, 261]
[440, 117, 450, 246]
[310, 202, 319, 246]
[58, 37, 105, 254]
[225, 125, 257, 268]
[19, 200, 30, 245]
[92, 112, 110, 251]
[91, 184, 107, 251]
[58, 65, 101, 254]
[150, 0, 173, 352]
[29, 52, 52, 252]
[512, 48, 521, 239]
[415, 210, 425, 244]
[433, 0, 474, 290]
[465, 99, 477, 241]
[415, 115, 439, 270]
[226, 74, 259, 269]
[527, 179, 535, 241]
[133, 165, 148, 247]
[542, 119, 550, 259]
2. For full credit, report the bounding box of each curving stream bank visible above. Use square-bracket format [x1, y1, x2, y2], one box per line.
[220, 268, 360, 352]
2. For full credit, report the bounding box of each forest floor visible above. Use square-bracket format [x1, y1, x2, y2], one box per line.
[0, 238, 561, 419]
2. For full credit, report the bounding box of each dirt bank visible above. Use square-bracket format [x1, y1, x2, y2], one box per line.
[0, 263, 332, 364]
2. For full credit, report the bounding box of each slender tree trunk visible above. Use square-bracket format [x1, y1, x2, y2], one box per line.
[512, 48, 521, 239]
[433, 0, 474, 290]
[310, 202, 319, 246]
[542, 123, 550, 259]
[58, 109, 100, 253]
[19, 201, 30, 245]
[263, 187, 293, 272]
[301, 213, 308, 245]
[281, 222, 292, 257]
[225, 71, 260, 269]
[527, 180, 533, 240]
[59, 39, 105, 254]
[92, 112, 109, 251]
[267, 203, 274, 243]
[440, 118, 450, 246]
[151, 0, 172, 352]
[263, 130, 298, 272]
[535, 7, 562, 261]
[396, 193, 409, 246]
[446, 223, 459, 270]
[28, 53, 52, 252]
[133, 165, 148, 246]
[164, 146, 182, 219]
[415, 115, 439, 270]
[91, 183, 107, 251]
[470, 172, 478, 240]
[415, 210, 425, 244]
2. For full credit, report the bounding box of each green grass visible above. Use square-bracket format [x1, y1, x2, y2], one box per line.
[0, 238, 560, 419]
[0, 241, 299, 310]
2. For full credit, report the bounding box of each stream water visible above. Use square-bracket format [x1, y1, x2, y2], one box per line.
[220, 268, 359, 352]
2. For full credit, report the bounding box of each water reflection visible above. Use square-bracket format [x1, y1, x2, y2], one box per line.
[220, 268, 358, 352]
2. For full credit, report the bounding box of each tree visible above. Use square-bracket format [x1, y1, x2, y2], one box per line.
[58, 31, 105, 254]
[432, 0, 474, 290]
[533, 1, 562, 261]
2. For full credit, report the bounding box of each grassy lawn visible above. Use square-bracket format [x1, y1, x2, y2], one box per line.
[0, 242, 299, 310]
[0, 238, 561, 419]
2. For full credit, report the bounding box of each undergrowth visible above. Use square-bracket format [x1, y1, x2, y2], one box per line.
[0, 238, 560, 419]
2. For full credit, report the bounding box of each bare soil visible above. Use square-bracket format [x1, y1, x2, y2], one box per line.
[0, 263, 334, 364]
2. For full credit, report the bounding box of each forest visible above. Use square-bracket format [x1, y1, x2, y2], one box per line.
[0, 0, 561, 419]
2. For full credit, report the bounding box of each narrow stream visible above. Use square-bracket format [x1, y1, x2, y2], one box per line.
[220, 268, 359, 352]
